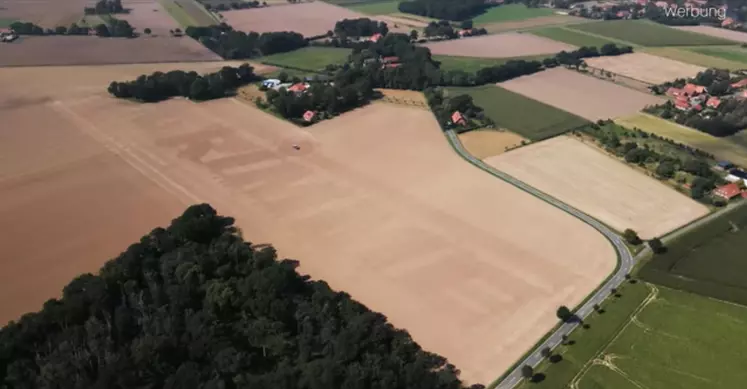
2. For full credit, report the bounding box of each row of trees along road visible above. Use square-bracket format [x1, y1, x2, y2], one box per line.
[108, 64, 259, 102]
[0, 204, 486, 389]
[185, 24, 308, 59]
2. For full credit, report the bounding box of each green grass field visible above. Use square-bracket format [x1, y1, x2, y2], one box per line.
[433, 54, 549, 73]
[639, 204, 747, 306]
[260, 47, 351, 71]
[576, 286, 747, 389]
[344, 0, 400, 14]
[569, 20, 733, 46]
[529, 26, 621, 47]
[159, 0, 217, 27]
[688, 45, 747, 64]
[0, 18, 17, 28]
[516, 281, 651, 389]
[473, 4, 554, 25]
[446, 85, 589, 141]
[642, 46, 747, 70]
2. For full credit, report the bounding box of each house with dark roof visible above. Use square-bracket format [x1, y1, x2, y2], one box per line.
[716, 160, 734, 170]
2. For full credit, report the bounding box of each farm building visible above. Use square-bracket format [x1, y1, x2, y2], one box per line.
[716, 160, 734, 170]
[452, 111, 467, 126]
[713, 183, 741, 200]
[732, 79, 747, 89]
[368, 33, 383, 43]
[262, 79, 281, 88]
[288, 83, 309, 93]
[303, 110, 316, 122]
[706, 96, 722, 108]
[726, 169, 747, 185]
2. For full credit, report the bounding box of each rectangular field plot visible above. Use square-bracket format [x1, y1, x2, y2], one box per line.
[577, 287, 747, 389]
[260, 47, 351, 71]
[221, 2, 365, 36]
[472, 4, 554, 25]
[343, 0, 400, 15]
[433, 54, 550, 73]
[642, 46, 747, 71]
[457, 129, 527, 159]
[687, 45, 747, 65]
[423, 32, 575, 58]
[583, 52, 705, 85]
[675, 25, 747, 43]
[616, 114, 747, 168]
[498, 67, 664, 121]
[446, 85, 589, 141]
[159, 0, 218, 26]
[529, 26, 619, 47]
[569, 20, 733, 46]
[639, 204, 747, 305]
[482, 15, 589, 34]
[116, 0, 181, 35]
[486, 136, 708, 238]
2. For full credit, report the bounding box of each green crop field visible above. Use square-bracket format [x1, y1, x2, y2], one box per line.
[473, 4, 554, 25]
[569, 20, 733, 46]
[577, 286, 747, 389]
[688, 45, 747, 64]
[261, 47, 352, 71]
[159, 0, 218, 27]
[529, 26, 620, 47]
[516, 281, 651, 389]
[642, 46, 747, 70]
[344, 0, 400, 14]
[446, 85, 588, 141]
[433, 54, 549, 73]
[639, 204, 747, 305]
[0, 18, 17, 28]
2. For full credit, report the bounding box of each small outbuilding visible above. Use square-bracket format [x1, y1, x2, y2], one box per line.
[451, 111, 467, 126]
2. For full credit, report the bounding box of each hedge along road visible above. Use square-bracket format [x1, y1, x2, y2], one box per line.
[443, 130, 637, 389]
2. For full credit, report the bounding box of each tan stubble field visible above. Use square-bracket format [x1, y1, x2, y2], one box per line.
[584, 52, 705, 85]
[486, 136, 709, 239]
[0, 63, 616, 384]
[422, 32, 576, 58]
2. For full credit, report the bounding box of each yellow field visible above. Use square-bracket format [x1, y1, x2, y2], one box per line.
[642, 47, 746, 71]
[458, 129, 527, 159]
[616, 113, 747, 167]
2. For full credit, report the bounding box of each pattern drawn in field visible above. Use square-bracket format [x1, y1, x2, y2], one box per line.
[583, 52, 705, 85]
[579, 287, 747, 389]
[498, 67, 665, 121]
[486, 136, 709, 238]
[422, 32, 576, 58]
[0, 62, 616, 384]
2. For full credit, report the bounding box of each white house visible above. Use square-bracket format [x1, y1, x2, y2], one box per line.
[726, 169, 747, 185]
[262, 79, 281, 88]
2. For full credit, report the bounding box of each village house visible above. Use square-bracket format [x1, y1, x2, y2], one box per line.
[458, 29, 473, 37]
[303, 110, 316, 122]
[675, 99, 691, 111]
[368, 33, 383, 43]
[262, 79, 281, 89]
[731, 78, 747, 89]
[713, 183, 742, 200]
[706, 96, 721, 109]
[288, 82, 310, 94]
[451, 111, 467, 126]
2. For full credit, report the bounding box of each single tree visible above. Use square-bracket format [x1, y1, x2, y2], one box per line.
[144, 28, 151, 35]
[610, 288, 618, 296]
[648, 237, 665, 254]
[623, 228, 642, 245]
[460, 20, 473, 29]
[540, 347, 551, 359]
[561, 334, 569, 345]
[593, 303, 601, 312]
[521, 365, 534, 379]
[556, 305, 573, 322]
[409, 29, 418, 41]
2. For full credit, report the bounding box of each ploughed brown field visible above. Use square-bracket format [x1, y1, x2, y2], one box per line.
[117, 0, 181, 35]
[0, 0, 88, 27]
[0, 62, 616, 384]
[486, 136, 709, 239]
[675, 25, 747, 43]
[0, 36, 221, 66]
[221, 2, 367, 37]
[584, 52, 705, 85]
[498, 67, 665, 121]
[422, 32, 575, 58]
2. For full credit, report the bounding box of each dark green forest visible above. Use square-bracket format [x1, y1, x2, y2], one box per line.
[334, 18, 389, 38]
[185, 25, 308, 59]
[398, 0, 493, 21]
[0, 204, 483, 389]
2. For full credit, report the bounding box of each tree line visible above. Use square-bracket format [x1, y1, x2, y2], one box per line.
[398, 0, 495, 21]
[9, 20, 134, 37]
[185, 24, 307, 59]
[0, 204, 483, 389]
[334, 18, 389, 38]
[423, 20, 487, 39]
[203, 0, 263, 11]
[84, 0, 125, 15]
[108, 64, 258, 102]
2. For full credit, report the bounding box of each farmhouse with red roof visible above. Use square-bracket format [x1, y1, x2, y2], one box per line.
[713, 183, 741, 200]
[303, 110, 316, 122]
[706, 96, 721, 108]
[675, 100, 691, 111]
[288, 83, 309, 93]
[731, 79, 747, 89]
[369, 33, 383, 43]
[451, 111, 466, 126]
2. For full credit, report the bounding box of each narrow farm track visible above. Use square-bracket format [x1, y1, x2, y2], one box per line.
[444, 130, 637, 389]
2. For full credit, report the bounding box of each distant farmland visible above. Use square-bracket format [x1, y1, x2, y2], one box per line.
[639, 204, 747, 306]
[446, 85, 588, 141]
[529, 26, 620, 47]
[569, 20, 733, 46]
[260, 47, 351, 71]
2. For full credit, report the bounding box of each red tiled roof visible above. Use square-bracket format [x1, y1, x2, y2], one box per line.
[675, 100, 690, 109]
[451, 111, 466, 125]
[731, 79, 747, 89]
[682, 83, 705, 95]
[382, 63, 401, 69]
[303, 110, 316, 122]
[288, 83, 307, 92]
[706, 96, 721, 108]
[714, 183, 741, 199]
[666, 87, 682, 97]
[370, 33, 383, 42]
[692, 104, 703, 111]
[382, 56, 399, 63]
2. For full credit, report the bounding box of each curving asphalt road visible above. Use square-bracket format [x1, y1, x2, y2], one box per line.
[443, 130, 637, 389]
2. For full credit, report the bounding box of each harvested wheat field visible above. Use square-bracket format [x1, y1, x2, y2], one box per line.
[499, 67, 664, 121]
[584, 52, 705, 85]
[486, 136, 709, 238]
[675, 25, 747, 43]
[116, 0, 181, 35]
[423, 31, 575, 58]
[0, 0, 88, 27]
[0, 62, 615, 384]
[458, 130, 527, 159]
[221, 2, 366, 36]
[0, 36, 221, 66]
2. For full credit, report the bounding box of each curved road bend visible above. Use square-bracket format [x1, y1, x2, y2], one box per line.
[443, 130, 636, 389]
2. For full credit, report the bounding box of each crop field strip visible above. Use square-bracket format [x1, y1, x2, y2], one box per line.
[158, 0, 218, 27]
[686, 45, 747, 64]
[642, 46, 747, 70]
[343, 0, 400, 15]
[433, 54, 551, 73]
[639, 203, 747, 306]
[528, 26, 622, 47]
[260, 47, 352, 72]
[446, 85, 589, 141]
[472, 4, 554, 25]
[568, 19, 734, 46]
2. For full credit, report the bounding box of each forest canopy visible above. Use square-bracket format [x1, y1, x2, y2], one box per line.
[334, 18, 389, 38]
[0, 204, 482, 389]
[398, 0, 494, 21]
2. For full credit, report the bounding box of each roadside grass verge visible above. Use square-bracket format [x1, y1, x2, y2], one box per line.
[569, 19, 733, 46]
[343, 0, 400, 14]
[473, 4, 554, 25]
[260, 47, 351, 72]
[515, 281, 651, 389]
[446, 85, 589, 141]
[433, 54, 550, 73]
[529, 26, 622, 47]
[642, 46, 747, 70]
